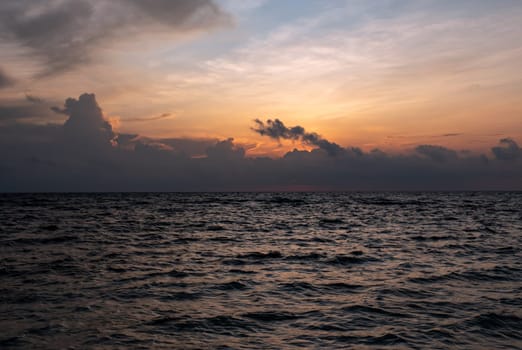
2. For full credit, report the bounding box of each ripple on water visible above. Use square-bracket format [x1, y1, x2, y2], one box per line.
[0, 192, 520, 349]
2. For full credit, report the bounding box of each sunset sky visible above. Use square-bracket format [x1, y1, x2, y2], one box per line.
[0, 0, 521, 191]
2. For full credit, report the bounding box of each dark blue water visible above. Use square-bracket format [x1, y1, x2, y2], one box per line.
[1, 192, 521, 349]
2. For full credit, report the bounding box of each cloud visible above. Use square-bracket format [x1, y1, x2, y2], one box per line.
[128, 0, 228, 28]
[253, 118, 344, 156]
[24, 94, 43, 104]
[206, 138, 245, 160]
[491, 138, 520, 160]
[125, 113, 174, 123]
[0, 0, 231, 76]
[0, 93, 521, 191]
[0, 95, 61, 125]
[0, 67, 15, 88]
[53, 93, 115, 148]
[415, 145, 458, 162]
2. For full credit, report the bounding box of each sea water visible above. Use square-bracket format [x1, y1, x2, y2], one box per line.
[1, 192, 521, 349]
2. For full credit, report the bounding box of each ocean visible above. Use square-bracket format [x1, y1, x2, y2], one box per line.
[1, 192, 521, 349]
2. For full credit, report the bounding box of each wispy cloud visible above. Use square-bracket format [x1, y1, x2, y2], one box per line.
[0, 0, 231, 77]
[125, 113, 174, 123]
[153, 2, 512, 120]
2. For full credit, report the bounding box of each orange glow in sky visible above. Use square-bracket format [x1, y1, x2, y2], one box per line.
[1, 0, 521, 158]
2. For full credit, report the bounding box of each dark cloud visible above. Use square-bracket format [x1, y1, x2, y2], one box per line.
[58, 93, 115, 148]
[0, 0, 231, 76]
[0, 67, 15, 88]
[25, 94, 44, 103]
[159, 137, 219, 157]
[491, 138, 520, 160]
[114, 135, 220, 157]
[128, 0, 227, 28]
[1, 94, 521, 191]
[206, 138, 245, 160]
[0, 1, 95, 76]
[415, 145, 458, 162]
[0, 95, 62, 125]
[253, 118, 344, 156]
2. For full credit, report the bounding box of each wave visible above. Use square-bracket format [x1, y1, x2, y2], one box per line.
[409, 265, 522, 284]
[2, 192, 521, 349]
[242, 310, 320, 322]
[342, 304, 412, 318]
[319, 218, 345, 226]
[450, 312, 522, 339]
[265, 196, 307, 205]
[319, 282, 365, 292]
[146, 315, 259, 333]
[9, 235, 78, 245]
[321, 333, 408, 346]
[326, 254, 378, 265]
[237, 251, 283, 259]
[285, 252, 326, 261]
[215, 281, 250, 291]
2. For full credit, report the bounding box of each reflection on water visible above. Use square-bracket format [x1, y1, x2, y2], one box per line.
[1, 192, 521, 349]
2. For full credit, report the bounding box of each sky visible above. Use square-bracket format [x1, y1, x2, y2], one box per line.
[0, 0, 521, 191]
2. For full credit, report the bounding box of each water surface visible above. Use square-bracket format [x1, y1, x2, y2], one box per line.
[1, 192, 521, 349]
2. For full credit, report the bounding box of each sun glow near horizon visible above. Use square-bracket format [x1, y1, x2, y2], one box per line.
[1, 0, 521, 162]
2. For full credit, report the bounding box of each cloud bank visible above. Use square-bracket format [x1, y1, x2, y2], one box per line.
[0, 93, 521, 192]
[491, 138, 521, 161]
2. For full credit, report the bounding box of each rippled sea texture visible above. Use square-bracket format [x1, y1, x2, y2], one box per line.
[1, 192, 521, 349]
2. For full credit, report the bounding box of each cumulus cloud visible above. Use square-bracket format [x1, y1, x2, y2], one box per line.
[52, 93, 115, 148]
[0, 93, 521, 191]
[253, 118, 344, 156]
[491, 138, 520, 160]
[0, 0, 231, 76]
